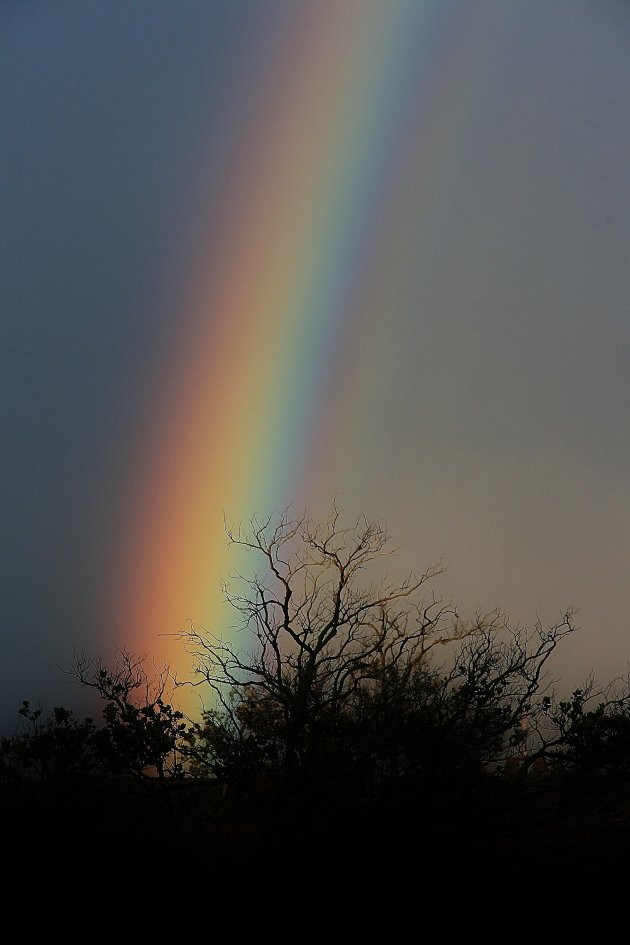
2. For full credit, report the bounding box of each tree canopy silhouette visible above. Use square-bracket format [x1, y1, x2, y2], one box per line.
[7, 507, 630, 899]
[178, 509, 577, 840]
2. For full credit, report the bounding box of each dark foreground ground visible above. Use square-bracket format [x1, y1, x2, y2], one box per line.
[3, 773, 630, 934]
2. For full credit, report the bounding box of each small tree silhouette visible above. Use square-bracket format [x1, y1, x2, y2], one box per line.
[71, 650, 187, 823]
[1, 701, 96, 790]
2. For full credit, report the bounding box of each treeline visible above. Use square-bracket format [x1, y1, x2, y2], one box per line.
[5, 512, 630, 871]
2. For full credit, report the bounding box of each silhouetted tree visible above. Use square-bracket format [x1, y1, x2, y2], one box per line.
[69, 650, 187, 823]
[179, 508, 575, 839]
[542, 676, 630, 776]
[0, 701, 96, 789]
[72, 651, 184, 777]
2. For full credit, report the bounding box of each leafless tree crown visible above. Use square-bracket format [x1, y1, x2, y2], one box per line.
[180, 508, 497, 718]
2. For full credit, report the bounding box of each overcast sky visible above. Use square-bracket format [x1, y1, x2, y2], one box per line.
[2, 0, 630, 729]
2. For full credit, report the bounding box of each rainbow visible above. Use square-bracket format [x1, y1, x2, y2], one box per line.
[113, 1, 502, 716]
